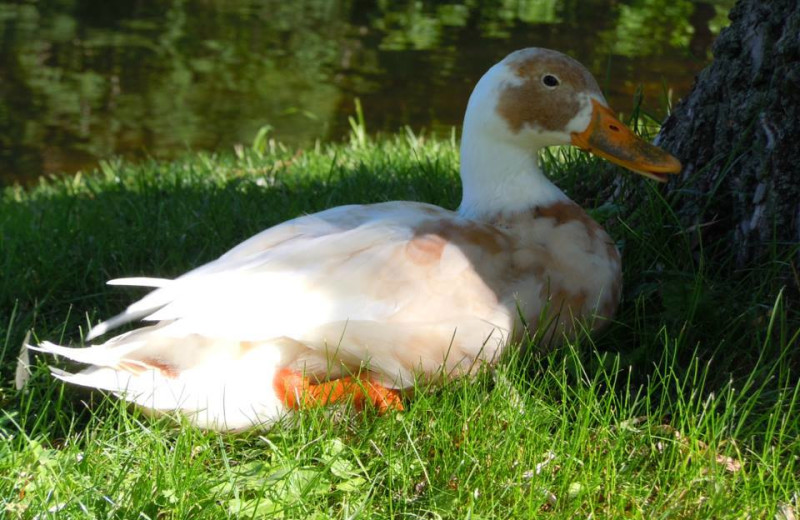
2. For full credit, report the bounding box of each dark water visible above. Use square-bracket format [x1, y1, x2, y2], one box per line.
[0, 0, 731, 184]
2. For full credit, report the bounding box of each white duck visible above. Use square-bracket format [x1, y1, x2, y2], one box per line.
[32, 48, 680, 431]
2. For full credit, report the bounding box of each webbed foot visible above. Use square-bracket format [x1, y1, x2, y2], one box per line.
[274, 368, 404, 413]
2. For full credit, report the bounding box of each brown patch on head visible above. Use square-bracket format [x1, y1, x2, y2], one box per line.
[496, 48, 603, 134]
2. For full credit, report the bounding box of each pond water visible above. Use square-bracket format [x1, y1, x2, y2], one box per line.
[0, 0, 732, 184]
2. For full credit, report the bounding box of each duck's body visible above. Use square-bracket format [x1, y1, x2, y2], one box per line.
[33, 49, 679, 431]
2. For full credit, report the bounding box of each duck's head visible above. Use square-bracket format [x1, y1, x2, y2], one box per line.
[462, 48, 681, 183]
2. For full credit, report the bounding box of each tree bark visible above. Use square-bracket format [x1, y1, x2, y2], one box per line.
[655, 0, 800, 272]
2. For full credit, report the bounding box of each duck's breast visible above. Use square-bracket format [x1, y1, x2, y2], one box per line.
[490, 201, 622, 342]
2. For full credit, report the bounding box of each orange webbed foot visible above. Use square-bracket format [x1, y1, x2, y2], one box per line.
[274, 368, 404, 413]
[357, 379, 404, 413]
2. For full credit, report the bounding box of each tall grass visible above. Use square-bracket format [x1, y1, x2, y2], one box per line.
[1, 118, 797, 518]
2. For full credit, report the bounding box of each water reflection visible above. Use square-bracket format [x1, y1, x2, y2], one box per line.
[0, 0, 732, 183]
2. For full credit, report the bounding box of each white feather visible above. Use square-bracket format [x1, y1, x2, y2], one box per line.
[107, 277, 172, 288]
[44, 337, 291, 431]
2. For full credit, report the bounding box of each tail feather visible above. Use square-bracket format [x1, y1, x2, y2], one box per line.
[49, 365, 196, 411]
[33, 334, 290, 431]
[28, 341, 144, 367]
[86, 278, 176, 340]
[86, 311, 157, 341]
[35, 272, 296, 430]
[107, 277, 172, 288]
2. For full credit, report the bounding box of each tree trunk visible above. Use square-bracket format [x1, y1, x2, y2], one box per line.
[655, 0, 800, 273]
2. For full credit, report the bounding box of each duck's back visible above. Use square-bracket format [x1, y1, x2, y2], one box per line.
[110, 198, 620, 379]
[126, 201, 519, 385]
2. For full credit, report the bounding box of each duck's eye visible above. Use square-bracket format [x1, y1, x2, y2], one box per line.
[542, 74, 560, 88]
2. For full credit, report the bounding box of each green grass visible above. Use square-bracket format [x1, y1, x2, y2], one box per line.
[1, 123, 798, 518]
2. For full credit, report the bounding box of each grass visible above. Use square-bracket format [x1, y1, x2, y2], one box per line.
[1, 119, 798, 518]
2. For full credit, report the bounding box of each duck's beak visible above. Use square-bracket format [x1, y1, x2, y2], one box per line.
[570, 99, 681, 182]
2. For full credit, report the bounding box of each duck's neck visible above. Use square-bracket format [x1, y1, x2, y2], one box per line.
[457, 130, 568, 220]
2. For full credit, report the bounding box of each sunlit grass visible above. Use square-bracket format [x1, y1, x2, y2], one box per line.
[1, 123, 797, 518]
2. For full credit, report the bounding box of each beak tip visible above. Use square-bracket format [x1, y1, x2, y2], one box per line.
[663, 156, 683, 176]
[669, 155, 682, 172]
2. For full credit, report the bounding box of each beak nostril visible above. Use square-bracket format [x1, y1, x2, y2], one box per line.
[608, 125, 620, 132]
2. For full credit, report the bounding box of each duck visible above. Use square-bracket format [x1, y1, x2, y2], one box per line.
[31, 48, 681, 431]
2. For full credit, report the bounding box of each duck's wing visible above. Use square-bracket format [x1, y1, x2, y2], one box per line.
[86, 201, 516, 385]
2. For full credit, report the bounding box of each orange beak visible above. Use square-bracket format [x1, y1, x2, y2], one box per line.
[570, 99, 681, 182]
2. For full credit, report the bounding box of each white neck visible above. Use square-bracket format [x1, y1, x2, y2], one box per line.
[457, 128, 567, 220]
